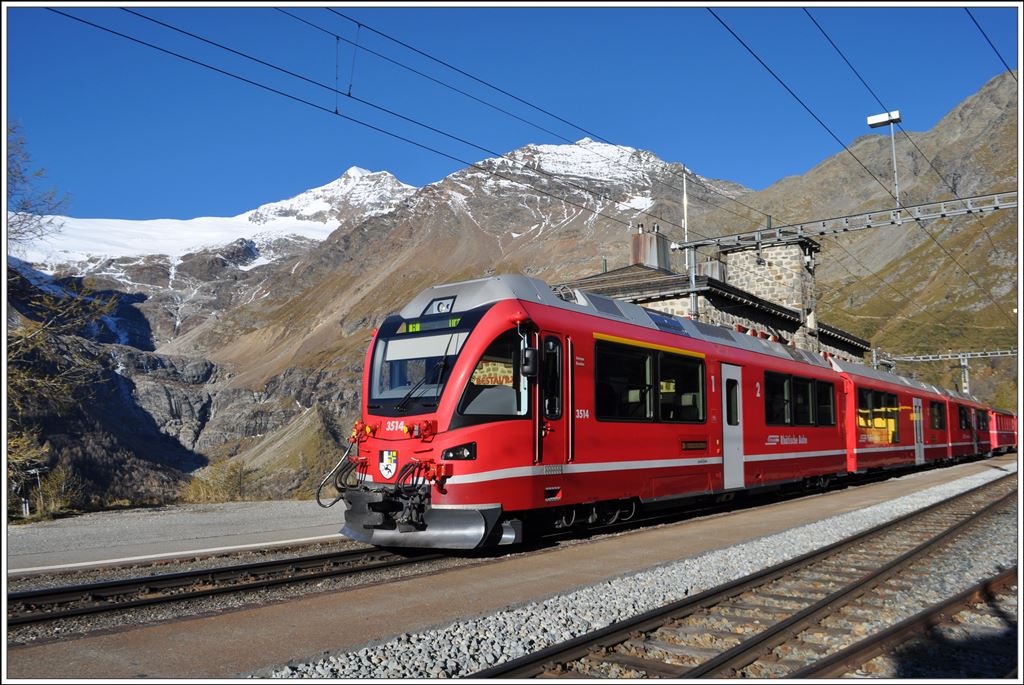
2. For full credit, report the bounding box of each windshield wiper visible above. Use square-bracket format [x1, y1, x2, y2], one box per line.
[394, 373, 432, 414]
[394, 333, 457, 415]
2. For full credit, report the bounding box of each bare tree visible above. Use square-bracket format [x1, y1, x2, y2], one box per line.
[6, 123, 113, 508]
[7, 122, 68, 248]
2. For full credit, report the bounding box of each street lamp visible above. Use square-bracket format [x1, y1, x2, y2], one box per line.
[867, 110, 902, 220]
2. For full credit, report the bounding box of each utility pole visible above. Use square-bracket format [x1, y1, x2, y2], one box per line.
[683, 165, 697, 319]
[867, 110, 902, 223]
[957, 353, 969, 395]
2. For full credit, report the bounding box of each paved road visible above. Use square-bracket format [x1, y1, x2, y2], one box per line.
[6, 499, 346, 573]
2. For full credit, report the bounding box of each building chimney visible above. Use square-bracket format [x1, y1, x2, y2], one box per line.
[630, 224, 671, 270]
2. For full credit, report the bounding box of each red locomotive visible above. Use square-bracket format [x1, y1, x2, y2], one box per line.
[332, 275, 1014, 548]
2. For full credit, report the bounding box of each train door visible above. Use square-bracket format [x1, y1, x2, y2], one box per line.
[912, 397, 924, 465]
[537, 333, 570, 464]
[721, 364, 744, 490]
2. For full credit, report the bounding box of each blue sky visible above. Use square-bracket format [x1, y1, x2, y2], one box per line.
[6, 4, 1019, 220]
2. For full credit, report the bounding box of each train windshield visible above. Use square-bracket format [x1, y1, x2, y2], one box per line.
[369, 331, 469, 415]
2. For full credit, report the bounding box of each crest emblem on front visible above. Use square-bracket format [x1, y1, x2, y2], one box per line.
[379, 450, 398, 479]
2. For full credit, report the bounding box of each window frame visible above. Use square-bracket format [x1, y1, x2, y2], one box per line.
[791, 376, 815, 426]
[815, 380, 836, 426]
[765, 372, 835, 427]
[450, 327, 531, 428]
[725, 378, 739, 426]
[957, 404, 971, 430]
[764, 371, 792, 426]
[929, 400, 946, 431]
[658, 351, 706, 424]
[594, 340, 655, 423]
[593, 340, 706, 424]
[542, 335, 562, 421]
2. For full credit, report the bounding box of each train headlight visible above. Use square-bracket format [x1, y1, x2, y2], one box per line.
[441, 442, 477, 461]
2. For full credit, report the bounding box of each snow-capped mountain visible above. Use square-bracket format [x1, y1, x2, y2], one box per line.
[14, 166, 418, 272]
[244, 167, 416, 225]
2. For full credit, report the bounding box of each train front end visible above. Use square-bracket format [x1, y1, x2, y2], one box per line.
[338, 278, 537, 549]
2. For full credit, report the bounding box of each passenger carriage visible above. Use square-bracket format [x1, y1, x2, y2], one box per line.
[990, 409, 1018, 454]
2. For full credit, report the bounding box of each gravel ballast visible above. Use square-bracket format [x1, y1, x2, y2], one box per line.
[257, 463, 1018, 679]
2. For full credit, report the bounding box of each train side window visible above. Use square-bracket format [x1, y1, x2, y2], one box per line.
[815, 381, 835, 426]
[542, 336, 562, 420]
[792, 376, 815, 426]
[660, 353, 705, 423]
[595, 342, 653, 421]
[957, 404, 970, 430]
[857, 388, 872, 428]
[887, 393, 899, 443]
[764, 372, 791, 425]
[871, 390, 888, 431]
[929, 401, 946, 430]
[725, 379, 739, 426]
[458, 329, 528, 417]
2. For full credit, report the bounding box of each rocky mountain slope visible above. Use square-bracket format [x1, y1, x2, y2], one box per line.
[10, 72, 1016, 502]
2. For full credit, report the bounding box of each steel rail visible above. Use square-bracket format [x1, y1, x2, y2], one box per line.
[684, 489, 1016, 677]
[472, 473, 1015, 678]
[8, 547, 442, 626]
[789, 566, 1018, 678]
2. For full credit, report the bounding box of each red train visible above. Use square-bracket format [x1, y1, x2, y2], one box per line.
[334, 275, 1016, 548]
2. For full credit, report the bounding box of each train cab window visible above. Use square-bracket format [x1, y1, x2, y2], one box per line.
[816, 381, 835, 426]
[978, 412, 989, 432]
[660, 353, 705, 423]
[792, 377, 815, 426]
[458, 329, 528, 417]
[929, 401, 946, 430]
[595, 342, 653, 421]
[542, 337, 562, 420]
[765, 372, 791, 425]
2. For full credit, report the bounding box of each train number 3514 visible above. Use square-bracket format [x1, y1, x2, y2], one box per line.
[575, 409, 590, 419]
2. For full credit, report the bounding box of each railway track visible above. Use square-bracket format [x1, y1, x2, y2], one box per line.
[792, 567, 1017, 678]
[474, 473, 1017, 678]
[7, 547, 443, 626]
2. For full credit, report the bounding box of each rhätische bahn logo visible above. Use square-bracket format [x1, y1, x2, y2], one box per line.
[380, 450, 398, 479]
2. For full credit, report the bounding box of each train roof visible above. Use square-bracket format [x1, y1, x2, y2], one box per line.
[829, 358, 982, 402]
[402, 274, 831, 369]
[403, 276, 990, 405]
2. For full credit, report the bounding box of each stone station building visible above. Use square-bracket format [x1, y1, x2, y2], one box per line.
[558, 226, 869, 362]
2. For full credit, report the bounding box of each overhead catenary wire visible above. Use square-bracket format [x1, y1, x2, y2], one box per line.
[51, 8, 1000, 345]
[278, 8, 777, 233]
[321, 8, 784, 228]
[286, 8, 833, 287]
[708, 7, 1016, 328]
[803, 8, 1006, 257]
[52, 7, 826, 306]
[108, 8, 829, 298]
[800, 8, 1010, 338]
[119, 8, 755, 261]
[964, 8, 1017, 83]
[57, 7, 973, 340]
